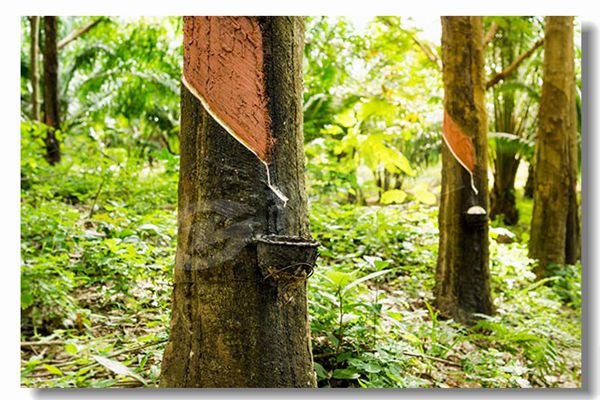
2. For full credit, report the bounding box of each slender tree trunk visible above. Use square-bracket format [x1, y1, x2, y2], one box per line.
[43, 16, 61, 165]
[160, 17, 316, 388]
[435, 16, 493, 323]
[490, 150, 520, 225]
[30, 16, 41, 122]
[524, 160, 534, 198]
[529, 17, 580, 276]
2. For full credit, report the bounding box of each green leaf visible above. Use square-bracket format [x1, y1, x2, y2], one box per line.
[65, 343, 78, 355]
[325, 270, 354, 288]
[92, 355, 147, 385]
[410, 184, 436, 205]
[364, 361, 382, 374]
[380, 189, 407, 205]
[136, 334, 157, 343]
[332, 368, 360, 380]
[43, 364, 63, 376]
[138, 224, 161, 234]
[344, 269, 392, 292]
[314, 362, 328, 380]
[334, 108, 357, 128]
[21, 292, 34, 309]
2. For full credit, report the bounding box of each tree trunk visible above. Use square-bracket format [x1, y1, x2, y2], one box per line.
[488, 20, 522, 226]
[490, 150, 520, 225]
[43, 16, 61, 165]
[529, 17, 580, 276]
[524, 160, 534, 198]
[30, 16, 41, 122]
[435, 16, 493, 324]
[160, 17, 316, 388]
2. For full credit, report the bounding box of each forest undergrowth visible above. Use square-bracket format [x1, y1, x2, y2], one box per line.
[20, 127, 581, 388]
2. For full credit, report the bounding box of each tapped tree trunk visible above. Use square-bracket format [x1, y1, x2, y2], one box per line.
[30, 16, 41, 122]
[43, 16, 61, 165]
[529, 17, 580, 276]
[160, 17, 316, 388]
[435, 16, 493, 324]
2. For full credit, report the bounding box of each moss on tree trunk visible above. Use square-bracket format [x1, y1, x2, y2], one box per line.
[529, 17, 580, 275]
[159, 17, 316, 388]
[435, 16, 493, 324]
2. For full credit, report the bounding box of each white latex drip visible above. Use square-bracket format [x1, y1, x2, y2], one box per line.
[182, 76, 289, 206]
[263, 160, 289, 206]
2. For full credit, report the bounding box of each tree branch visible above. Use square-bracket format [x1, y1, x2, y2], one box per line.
[483, 21, 499, 47]
[410, 34, 442, 70]
[380, 18, 442, 70]
[486, 38, 544, 90]
[57, 17, 106, 50]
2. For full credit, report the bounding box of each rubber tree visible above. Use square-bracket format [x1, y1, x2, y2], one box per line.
[43, 16, 61, 165]
[160, 17, 316, 388]
[529, 16, 580, 276]
[29, 16, 41, 121]
[485, 17, 543, 225]
[435, 16, 493, 324]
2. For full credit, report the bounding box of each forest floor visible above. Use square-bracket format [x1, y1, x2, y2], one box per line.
[20, 133, 581, 388]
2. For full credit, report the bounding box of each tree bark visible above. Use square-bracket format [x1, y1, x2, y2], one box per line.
[490, 150, 520, 225]
[435, 17, 493, 324]
[29, 16, 41, 122]
[529, 17, 580, 275]
[160, 17, 316, 388]
[524, 161, 534, 198]
[43, 16, 61, 165]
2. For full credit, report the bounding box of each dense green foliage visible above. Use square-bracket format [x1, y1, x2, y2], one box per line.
[20, 16, 581, 388]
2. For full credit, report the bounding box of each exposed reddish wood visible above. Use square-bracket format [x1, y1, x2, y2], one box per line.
[183, 16, 273, 163]
[442, 110, 475, 173]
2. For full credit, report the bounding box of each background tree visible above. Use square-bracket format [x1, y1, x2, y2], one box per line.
[529, 16, 580, 276]
[29, 16, 41, 122]
[435, 16, 493, 323]
[485, 17, 543, 225]
[159, 17, 316, 387]
[43, 16, 61, 164]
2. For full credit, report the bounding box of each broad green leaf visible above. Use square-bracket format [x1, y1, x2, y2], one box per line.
[21, 292, 34, 309]
[43, 364, 63, 376]
[410, 184, 436, 205]
[314, 362, 328, 380]
[332, 368, 360, 380]
[325, 270, 354, 288]
[380, 189, 407, 205]
[344, 269, 392, 292]
[357, 98, 395, 121]
[334, 108, 357, 128]
[138, 224, 160, 234]
[92, 355, 147, 385]
[65, 343, 78, 355]
[364, 361, 382, 374]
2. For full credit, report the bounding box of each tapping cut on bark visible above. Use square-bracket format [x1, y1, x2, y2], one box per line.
[435, 16, 493, 324]
[160, 17, 316, 388]
[442, 110, 478, 194]
[182, 16, 289, 203]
